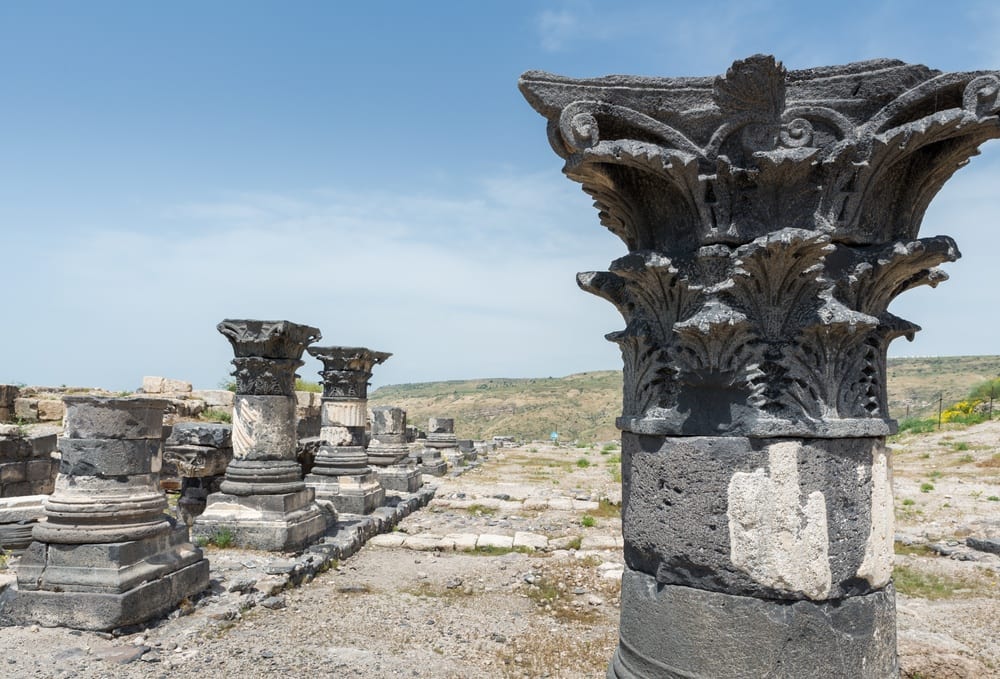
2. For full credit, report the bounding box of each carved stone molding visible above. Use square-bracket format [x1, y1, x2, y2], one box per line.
[521, 55, 1000, 437]
[217, 319, 321, 359]
[307, 346, 391, 400]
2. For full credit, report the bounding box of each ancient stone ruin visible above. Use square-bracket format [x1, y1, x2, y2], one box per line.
[522, 55, 1000, 677]
[193, 319, 328, 551]
[424, 417, 461, 467]
[305, 345, 390, 514]
[1, 396, 209, 630]
[367, 406, 422, 492]
[163, 422, 234, 526]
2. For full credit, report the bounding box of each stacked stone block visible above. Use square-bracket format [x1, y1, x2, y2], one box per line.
[424, 417, 461, 468]
[193, 319, 328, 552]
[0, 396, 209, 630]
[163, 422, 233, 526]
[304, 346, 389, 515]
[367, 406, 421, 492]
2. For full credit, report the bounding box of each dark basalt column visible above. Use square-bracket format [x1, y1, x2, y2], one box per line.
[1, 397, 209, 630]
[520, 55, 1000, 678]
[304, 346, 390, 514]
[193, 319, 328, 551]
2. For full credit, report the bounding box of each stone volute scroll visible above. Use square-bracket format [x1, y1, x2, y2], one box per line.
[521, 56, 1000, 678]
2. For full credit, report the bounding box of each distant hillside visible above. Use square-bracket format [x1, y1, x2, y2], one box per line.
[369, 372, 622, 443]
[370, 356, 1000, 442]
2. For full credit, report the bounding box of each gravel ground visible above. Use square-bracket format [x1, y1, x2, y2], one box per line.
[1, 433, 998, 678]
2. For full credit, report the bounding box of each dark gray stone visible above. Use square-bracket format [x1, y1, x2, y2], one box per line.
[59, 438, 161, 476]
[518, 54, 1000, 677]
[622, 434, 887, 600]
[165, 422, 232, 449]
[966, 536, 1000, 555]
[610, 567, 897, 679]
[62, 397, 166, 440]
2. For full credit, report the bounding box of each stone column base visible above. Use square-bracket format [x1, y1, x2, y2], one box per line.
[375, 466, 423, 493]
[305, 471, 385, 515]
[609, 567, 897, 679]
[192, 488, 327, 551]
[420, 459, 448, 477]
[2, 525, 209, 631]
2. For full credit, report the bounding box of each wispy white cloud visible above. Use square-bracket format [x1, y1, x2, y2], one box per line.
[6, 173, 623, 391]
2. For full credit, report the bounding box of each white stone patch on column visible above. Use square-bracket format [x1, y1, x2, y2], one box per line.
[727, 441, 832, 600]
[856, 451, 894, 587]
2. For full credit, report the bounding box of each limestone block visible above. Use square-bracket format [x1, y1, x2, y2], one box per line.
[13, 398, 38, 422]
[513, 531, 548, 550]
[24, 458, 57, 483]
[191, 389, 235, 407]
[581, 535, 619, 550]
[36, 400, 65, 422]
[368, 533, 406, 547]
[403, 534, 442, 551]
[441, 533, 478, 551]
[477, 534, 514, 550]
[142, 376, 166, 393]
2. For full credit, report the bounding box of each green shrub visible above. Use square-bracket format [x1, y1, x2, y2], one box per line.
[901, 498, 915, 506]
[576, 458, 590, 469]
[581, 515, 596, 528]
[952, 442, 970, 451]
[202, 408, 232, 423]
[988, 496, 1000, 502]
[920, 482, 934, 493]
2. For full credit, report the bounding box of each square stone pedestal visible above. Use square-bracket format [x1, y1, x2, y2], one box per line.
[420, 457, 448, 477]
[375, 465, 422, 493]
[305, 471, 385, 515]
[0, 525, 209, 631]
[192, 488, 328, 552]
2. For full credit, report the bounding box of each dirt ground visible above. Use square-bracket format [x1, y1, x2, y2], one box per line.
[0, 430, 998, 678]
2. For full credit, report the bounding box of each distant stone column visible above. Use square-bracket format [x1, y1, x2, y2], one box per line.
[1, 397, 209, 630]
[193, 319, 327, 551]
[367, 406, 422, 492]
[424, 417, 461, 467]
[304, 346, 389, 514]
[522, 55, 1000, 677]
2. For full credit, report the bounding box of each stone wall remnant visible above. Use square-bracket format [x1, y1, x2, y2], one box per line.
[521, 54, 1000, 678]
[193, 319, 328, 551]
[0, 396, 209, 630]
[163, 422, 233, 526]
[304, 346, 389, 514]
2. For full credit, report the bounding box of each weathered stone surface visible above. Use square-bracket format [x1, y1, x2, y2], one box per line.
[371, 406, 406, 434]
[13, 398, 38, 422]
[62, 396, 165, 440]
[166, 422, 233, 449]
[622, 433, 892, 600]
[520, 57, 1000, 438]
[307, 346, 391, 400]
[191, 489, 329, 552]
[141, 376, 193, 394]
[519, 54, 1000, 677]
[374, 465, 422, 493]
[610, 567, 897, 679]
[35, 399, 65, 422]
[966, 536, 1000, 555]
[190, 389, 235, 408]
[59, 438, 162, 476]
[230, 395, 297, 461]
[217, 319, 321, 360]
[163, 444, 232, 478]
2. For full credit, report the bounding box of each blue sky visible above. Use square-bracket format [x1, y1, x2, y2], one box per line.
[2, 1, 1000, 391]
